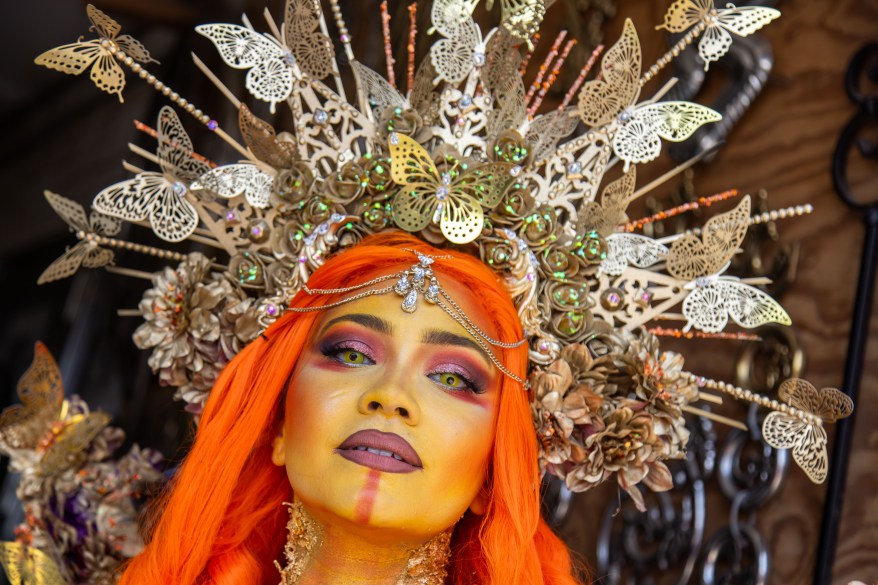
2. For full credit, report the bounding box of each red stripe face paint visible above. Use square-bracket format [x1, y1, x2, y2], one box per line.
[354, 469, 381, 524]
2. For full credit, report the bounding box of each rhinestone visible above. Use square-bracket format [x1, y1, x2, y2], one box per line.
[436, 185, 450, 200]
[460, 94, 473, 107]
[695, 276, 710, 287]
[427, 283, 440, 299]
[340, 33, 351, 42]
[330, 213, 344, 223]
[413, 266, 425, 282]
[440, 172, 452, 185]
[266, 303, 278, 316]
[389, 132, 399, 145]
[618, 110, 632, 123]
[314, 109, 328, 125]
[402, 289, 418, 312]
[207, 120, 218, 131]
[418, 254, 435, 266]
[600, 288, 624, 311]
[172, 182, 187, 196]
[567, 161, 582, 174]
[510, 165, 522, 177]
[225, 210, 237, 221]
[472, 52, 486, 67]
[317, 222, 330, 235]
[282, 51, 295, 67]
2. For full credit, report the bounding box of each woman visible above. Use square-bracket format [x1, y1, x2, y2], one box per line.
[120, 232, 585, 584]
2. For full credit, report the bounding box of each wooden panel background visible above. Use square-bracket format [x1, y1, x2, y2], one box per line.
[547, 0, 878, 583]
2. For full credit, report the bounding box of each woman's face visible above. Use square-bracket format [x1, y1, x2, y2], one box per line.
[276, 276, 502, 544]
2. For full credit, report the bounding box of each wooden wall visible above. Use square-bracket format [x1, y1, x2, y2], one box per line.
[550, 0, 878, 582]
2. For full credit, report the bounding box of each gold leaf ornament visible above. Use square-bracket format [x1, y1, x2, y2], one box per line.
[658, 0, 780, 70]
[34, 4, 156, 102]
[0, 542, 65, 585]
[762, 379, 853, 483]
[388, 132, 518, 244]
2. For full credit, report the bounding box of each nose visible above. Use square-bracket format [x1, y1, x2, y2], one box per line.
[356, 374, 421, 425]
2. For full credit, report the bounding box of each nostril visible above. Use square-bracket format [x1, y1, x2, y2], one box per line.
[368, 401, 381, 411]
[398, 407, 409, 418]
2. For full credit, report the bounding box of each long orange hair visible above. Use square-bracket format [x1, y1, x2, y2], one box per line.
[120, 232, 584, 584]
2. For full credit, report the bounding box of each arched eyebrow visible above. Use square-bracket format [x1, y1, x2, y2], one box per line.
[421, 329, 492, 368]
[320, 313, 393, 335]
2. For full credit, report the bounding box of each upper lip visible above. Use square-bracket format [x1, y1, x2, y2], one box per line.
[337, 429, 423, 468]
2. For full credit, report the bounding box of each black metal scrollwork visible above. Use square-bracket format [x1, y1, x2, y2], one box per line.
[815, 42, 878, 585]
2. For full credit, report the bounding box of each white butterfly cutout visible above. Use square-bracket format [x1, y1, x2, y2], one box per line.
[93, 106, 208, 243]
[681, 274, 791, 333]
[577, 19, 721, 171]
[601, 233, 669, 276]
[657, 0, 781, 70]
[196, 1, 333, 113]
[192, 164, 273, 209]
[429, 0, 487, 84]
[762, 379, 853, 484]
[38, 191, 121, 284]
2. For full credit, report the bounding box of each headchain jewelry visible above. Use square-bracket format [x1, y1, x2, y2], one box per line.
[290, 251, 527, 385]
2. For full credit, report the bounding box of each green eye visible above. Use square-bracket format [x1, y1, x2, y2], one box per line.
[340, 350, 366, 364]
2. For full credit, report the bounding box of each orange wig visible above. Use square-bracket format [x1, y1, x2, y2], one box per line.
[120, 232, 585, 584]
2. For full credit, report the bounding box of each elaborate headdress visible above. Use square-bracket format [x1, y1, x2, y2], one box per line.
[0, 0, 854, 581]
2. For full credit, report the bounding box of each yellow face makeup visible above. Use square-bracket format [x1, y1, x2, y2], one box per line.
[276, 280, 501, 545]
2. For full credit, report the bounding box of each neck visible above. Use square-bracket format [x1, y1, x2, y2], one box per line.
[278, 500, 452, 585]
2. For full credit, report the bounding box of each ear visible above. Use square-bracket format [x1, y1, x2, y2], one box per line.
[270, 427, 286, 467]
[468, 484, 490, 516]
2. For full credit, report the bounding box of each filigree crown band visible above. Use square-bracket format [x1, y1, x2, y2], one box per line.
[288, 251, 526, 384]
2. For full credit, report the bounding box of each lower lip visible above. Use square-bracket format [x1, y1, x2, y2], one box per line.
[335, 449, 421, 473]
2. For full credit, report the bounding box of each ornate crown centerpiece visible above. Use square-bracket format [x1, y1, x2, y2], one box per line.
[0, 1, 854, 581]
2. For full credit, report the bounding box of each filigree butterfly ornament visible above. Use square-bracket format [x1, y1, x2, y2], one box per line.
[38, 191, 121, 285]
[0, 343, 110, 477]
[429, 0, 487, 85]
[667, 196, 792, 332]
[577, 19, 721, 170]
[34, 4, 156, 102]
[197, 0, 333, 113]
[0, 542, 65, 585]
[486, 0, 547, 45]
[762, 379, 853, 483]
[658, 0, 781, 70]
[388, 132, 518, 244]
[93, 107, 207, 243]
[192, 105, 297, 208]
[0, 343, 63, 453]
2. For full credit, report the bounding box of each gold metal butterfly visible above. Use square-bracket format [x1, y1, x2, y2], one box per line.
[762, 379, 853, 483]
[0, 343, 110, 477]
[665, 196, 791, 332]
[34, 4, 156, 102]
[388, 132, 519, 244]
[38, 191, 121, 285]
[0, 542, 64, 585]
[657, 0, 780, 70]
[486, 0, 546, 45]
[577, 19, 721, 170]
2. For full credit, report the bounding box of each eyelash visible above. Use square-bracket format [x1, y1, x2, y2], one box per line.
[322, 343, 483, 394]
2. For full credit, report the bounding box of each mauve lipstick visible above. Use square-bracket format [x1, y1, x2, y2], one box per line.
[335, 429, 422, 473]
